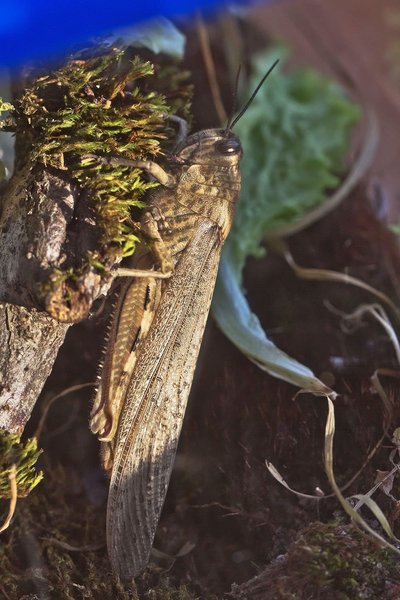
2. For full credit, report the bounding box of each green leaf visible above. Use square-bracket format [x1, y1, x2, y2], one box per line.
[212, 47, 361, 395]
[213, 251, 334, 396]
[229, 46, 361, 274]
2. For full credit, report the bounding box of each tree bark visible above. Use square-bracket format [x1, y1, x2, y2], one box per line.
[0, 164, 109, 432]
[0, 303, 69, 433]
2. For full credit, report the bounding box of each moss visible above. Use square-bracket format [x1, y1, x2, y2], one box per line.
[141, 579, 201, 600]
[0, 431, 42, 499]
[0, 461, 215, 599]
[13, 47, 191, 263]
[234, 520, 400, 599]
[1, 45, 192, 318]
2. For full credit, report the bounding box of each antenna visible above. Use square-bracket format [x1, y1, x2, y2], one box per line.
[229, 59, 279, 129]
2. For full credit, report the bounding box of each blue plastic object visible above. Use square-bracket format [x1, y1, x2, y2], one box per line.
[0, 0, 251, 67]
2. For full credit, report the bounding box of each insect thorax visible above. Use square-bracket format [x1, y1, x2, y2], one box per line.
[163, 162, 241, 240]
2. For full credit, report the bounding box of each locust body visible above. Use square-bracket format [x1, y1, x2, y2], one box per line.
[90, 127, 243, 578]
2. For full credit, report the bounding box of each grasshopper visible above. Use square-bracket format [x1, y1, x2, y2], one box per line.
[90, 61, 278, 580]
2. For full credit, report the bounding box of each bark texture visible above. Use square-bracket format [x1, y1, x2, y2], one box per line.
[0, 303, 68, 433]
[0, 165, 75, 309]
[0, 164, 108, 432]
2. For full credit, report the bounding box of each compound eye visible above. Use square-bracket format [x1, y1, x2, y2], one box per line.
[215, 137, 242, 155]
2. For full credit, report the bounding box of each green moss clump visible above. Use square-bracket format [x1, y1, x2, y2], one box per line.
[233, 520, 400, 600]
[0, 431, 42, 498]
[2, 46, 192, 319]
[0, 99, 13, 115]
[10, 48, 191, 265]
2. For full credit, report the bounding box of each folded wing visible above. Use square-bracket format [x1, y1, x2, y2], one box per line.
[107, 219, 222, 579]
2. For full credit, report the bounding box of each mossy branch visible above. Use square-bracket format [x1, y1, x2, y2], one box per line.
[0, 44, 191, 433]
